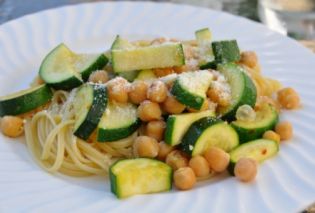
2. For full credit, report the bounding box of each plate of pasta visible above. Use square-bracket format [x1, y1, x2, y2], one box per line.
[1, 1, 315, 213]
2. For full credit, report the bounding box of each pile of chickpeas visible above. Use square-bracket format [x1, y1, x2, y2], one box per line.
[87, 69, 267, 190]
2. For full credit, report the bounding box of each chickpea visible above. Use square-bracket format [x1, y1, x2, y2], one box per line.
[138, 123, 146, 136]
[88, 70, 109, 84]
[204, 147, 230, 172]
[157, 141, 175, 161]
[263, 130, 280, 143]
[256, 96, 281, 113]
[162, 95, 185, 114]
[0, 116, 24, 137]
[189, 156, 210, 177]
[147, 81, 167, 103]
[104, 64, 113, 73]
[188, 99, 209, 112]
[240, 51, 258, 68]
[107, 77, 129, 103]
[165, 81, 175, 90]
[151, 37, 167, 45]
[153, 68, 174, 77]
[165, 150, 189, 171]
[207, 88, 230, 107]
[173, 66, 185, 74]
[31, 75, 45, 86]
[137, 100, 162, 122]
[183, 45, 196, 60]
[133, 136, 159, 158]
[277, 87, 300, 110]
[145, 120, 166, 141]
[275, 121, 293, 141]
[129, 81, 148, 104]
[173, 167, 196, 190]
[234, 158, 258, 182]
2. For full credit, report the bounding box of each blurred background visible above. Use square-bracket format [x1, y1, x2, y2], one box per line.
[1, 0, 315, 42]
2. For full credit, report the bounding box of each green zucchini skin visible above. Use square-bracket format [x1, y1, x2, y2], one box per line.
[228, 139, 279, 175]
[97, 118, 141, 142]
[164, 116, 176, 145]
[164, 110, 215, 146]
[80, 54, 109, 81]
[200, 61, 217, 70]
[231, 105, 279, 143]
[171, 79, 205, 110]
[47, 77, 82, 91]
[180, 117, 239, 156]
[232, 124, 275, 143]
[0, 85, 53, 116]
[73, 84, 108, 140]
[212, 40, 240, 64]
[218, 63, 257, 121]
[223, 72, 256, 120]
[109, 161, 119, 196]
[180, 117, 222, 155]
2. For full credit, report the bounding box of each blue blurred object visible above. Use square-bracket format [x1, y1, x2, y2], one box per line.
[0, 0, 255, 25]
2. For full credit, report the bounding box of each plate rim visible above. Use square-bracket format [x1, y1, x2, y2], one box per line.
[0, 1, 315, 212]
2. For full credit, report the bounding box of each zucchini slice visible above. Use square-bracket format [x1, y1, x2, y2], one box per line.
[195, 28, 215, 66]
[195, 28, 212, 42]
[112, 43, 185, 72]
[165, 110, 215, 146]
[231, 104, 279, 143]
[135, 69, 157, 81]
[200, 61, 217, 70]
[110, 158, 172, 199]
[212, 40, 240, 64]
[73, 84, 108, 140]
[75, 54, 108, 81]
[171, 70, 213, 110]
[39, 43, 108, 90]
[217, 63, 257, 120]
[0, 85, 52, 116]
[180, 117, 239, 156]
[118, 71, 139, 82]
[111, 35, 133, 50]
[39, 44, 83, 90]
[97, 102, 141, 142]
[228, 139, 279, 175]
[111, 36, 138, 82]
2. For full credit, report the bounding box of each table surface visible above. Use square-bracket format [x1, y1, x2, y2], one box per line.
[0, 0, 314, 212]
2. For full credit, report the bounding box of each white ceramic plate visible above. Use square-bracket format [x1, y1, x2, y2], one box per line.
[1, 2, 315, 212]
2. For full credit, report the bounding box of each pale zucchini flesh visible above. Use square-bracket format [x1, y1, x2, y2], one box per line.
[39, 44, 82, 89]
[112, 43, 185, 72]
[180, 117, 239, 156]
[97, 102, 141, 142]
[110, 158, 172, 198]
[165, 110, 215, 146]
[171, 70, 213, 110]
